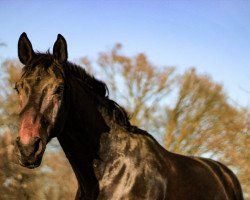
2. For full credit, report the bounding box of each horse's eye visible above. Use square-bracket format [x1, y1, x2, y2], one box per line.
[54, 85, 64, 95]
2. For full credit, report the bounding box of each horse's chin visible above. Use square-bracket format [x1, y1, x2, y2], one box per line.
[18, 155, 43, 168]
[20, 162, 41, 169]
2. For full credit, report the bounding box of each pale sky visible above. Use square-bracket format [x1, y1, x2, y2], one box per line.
[0, 0, 250, 108]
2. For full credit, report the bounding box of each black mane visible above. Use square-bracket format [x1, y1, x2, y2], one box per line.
[65, 61, 132, 128]
[22, 52, 131, 128]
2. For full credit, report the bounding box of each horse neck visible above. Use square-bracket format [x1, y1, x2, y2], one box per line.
[57, 77, 109, 198]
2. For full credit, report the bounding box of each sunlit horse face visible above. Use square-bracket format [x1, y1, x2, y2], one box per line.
[15, 33, 68, 168]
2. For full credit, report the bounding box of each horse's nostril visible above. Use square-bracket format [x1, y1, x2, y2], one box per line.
[34, 137, 42, 153]
[16, 137, 20, 142]
[15, 137, 21, 147]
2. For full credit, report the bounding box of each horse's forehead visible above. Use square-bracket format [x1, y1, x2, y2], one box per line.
[22, 66, 59, 84]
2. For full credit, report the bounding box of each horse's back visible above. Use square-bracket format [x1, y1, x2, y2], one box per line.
[165, 152, 244, 200]
[199, 158, 244, 200]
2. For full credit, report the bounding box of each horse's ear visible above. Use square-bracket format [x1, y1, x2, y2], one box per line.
[18, 32, 34, 65]
[53, 34, 68, 63]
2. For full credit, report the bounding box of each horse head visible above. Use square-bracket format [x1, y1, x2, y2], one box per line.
[15, 33, 68, 168]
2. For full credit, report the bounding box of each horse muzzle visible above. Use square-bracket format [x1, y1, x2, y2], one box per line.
[15, 136, 45, 169]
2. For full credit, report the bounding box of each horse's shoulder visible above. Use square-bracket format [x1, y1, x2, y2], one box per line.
[97, 129, 169, 199]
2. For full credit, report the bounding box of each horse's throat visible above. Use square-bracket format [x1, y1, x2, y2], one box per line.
[57, 133, 99, 199]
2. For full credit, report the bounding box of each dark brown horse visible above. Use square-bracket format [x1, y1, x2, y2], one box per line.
[14, 33, 243, 200]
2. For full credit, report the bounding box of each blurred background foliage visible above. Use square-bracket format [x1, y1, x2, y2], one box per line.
[0, 44, 249, 199]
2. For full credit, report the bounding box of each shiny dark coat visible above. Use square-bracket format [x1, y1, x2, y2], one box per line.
[15, 33, 244, 200]
[57, 53, 243, 200]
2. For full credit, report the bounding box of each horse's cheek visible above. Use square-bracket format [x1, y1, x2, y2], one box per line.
[52, 98, 61, 123]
